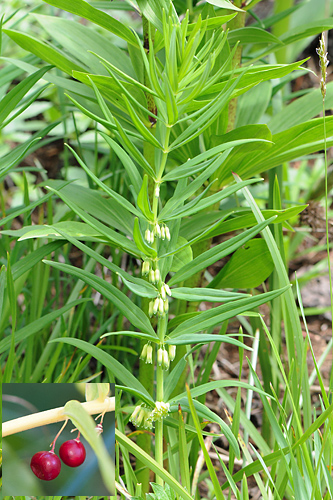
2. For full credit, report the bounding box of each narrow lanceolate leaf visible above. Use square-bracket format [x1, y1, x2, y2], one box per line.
[168, 217, 276, 285]
[65, 144, 143, 219]
[137, 175, 154, 221]
[117, 273, 157, 299]
[42, 0, 138, 47]
[98, 132, 142, 194]
[3, 30, 84, 75]
[122, 94, 163, 149]
[168, 286, 290, 338]
[170, 288, 250, 302]
[113, 116, 156, 179]
[0, 65, 52, 129]
[43, 260, 156, 337]
[45, 186, 140, 256]
[165, 334, 252, 348]
[50, 338, 154, 404]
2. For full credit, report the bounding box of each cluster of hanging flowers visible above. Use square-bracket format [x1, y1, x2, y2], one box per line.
[129, 401, 170, 429]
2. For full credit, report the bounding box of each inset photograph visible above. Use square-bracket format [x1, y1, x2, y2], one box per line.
[2, 383, 115, 496]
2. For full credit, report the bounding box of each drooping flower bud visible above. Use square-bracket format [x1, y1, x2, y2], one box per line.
[142, 260, 150, 276]
[164, 298, 169, 313]
[155, 269, 161, 283]
[140, 343, 148, 360]
[160, 285, 166, 300]
[158, 298, 164, 315]
[165, 226, 171, 241]
[146, 344, 153, 364]
[157, 347, 163, 366]
[148, 300, 154, 317]
[149, 269, 155, 283]
[168, 344, 176, 361]
[144, 229, 151, 243]
[162, 349, 169, 370]
[153, 298, 160, 315]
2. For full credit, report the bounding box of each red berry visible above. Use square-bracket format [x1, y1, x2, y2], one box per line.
[59, 439, 86, 467]
[30, 451, 61, 481]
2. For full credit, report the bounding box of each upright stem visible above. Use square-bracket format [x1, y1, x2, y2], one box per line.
[136, 15, 157, 492]
[155, 316, 166, 486]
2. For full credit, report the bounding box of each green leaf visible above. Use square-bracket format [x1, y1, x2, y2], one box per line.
[136, 0, 179, 32]
[112, 115, 156, 179]
[99, 132, 142, 194]
[170, 236, 193, 273]
[63, 400, 114, 494]
[45, 185, 139, 255]
[33, 14, 135, 77]
[0, 65, 51, 129]
[221, 116, 333, 182]
[162, 137, 269, 181]
[43, 260, 156, 336]
[133, 218, 157, 258]
[170, 288, 250, 302]
[168, 285, 290, 338]
[236, 82, 272, 128]
[42, 0, 138, 46]
[3, 29, 84, 75]
[122, 94, 163, 149]
[169, 217, 276, 286]
[165, 334, 252, 348]
[279, 19, 333, 46]
[137, 175, 154, 221]
[50, 338, 154, 404]
[159, 154, 229, 220]
[101, 331, 158, 343]
[65, 144, 143, 219]
[228, 27, 283, 46]
[268, 81, 333, 134]
[210, 238, 274, 289]
[206, 0, 244, 12]
[85, 383, 110, 402]
[164, 178, 263, 221]
[117, 273, 157, 299]
[170, 379, 268, 404]
[2, 222, 105, 242]
[169, 69, 247, 150]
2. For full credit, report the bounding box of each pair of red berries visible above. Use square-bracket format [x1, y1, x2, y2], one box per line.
[30, 439, 86, 481]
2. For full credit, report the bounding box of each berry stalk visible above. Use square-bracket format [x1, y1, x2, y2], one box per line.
[3, 396, 115, 437]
